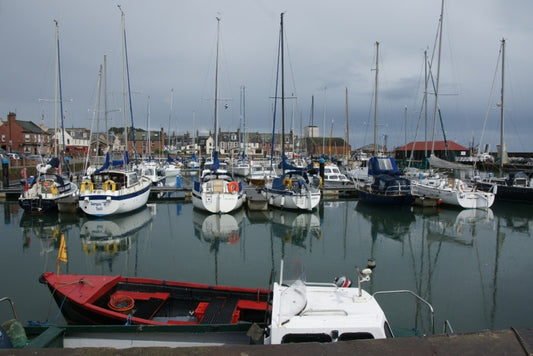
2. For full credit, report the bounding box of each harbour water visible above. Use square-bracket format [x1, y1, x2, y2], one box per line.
[1, 197, 532, 336]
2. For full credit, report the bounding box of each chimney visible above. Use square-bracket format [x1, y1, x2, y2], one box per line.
[7, 112, 16, 123]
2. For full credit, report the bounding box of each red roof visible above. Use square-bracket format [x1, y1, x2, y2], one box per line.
[395, 141, 468, 152]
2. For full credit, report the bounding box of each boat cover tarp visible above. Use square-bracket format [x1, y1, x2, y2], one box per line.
[429, 154, 471, 170]
[368, 157, 401, 176]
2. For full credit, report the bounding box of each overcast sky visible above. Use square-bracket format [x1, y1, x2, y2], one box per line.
[1, 0, 532, 152]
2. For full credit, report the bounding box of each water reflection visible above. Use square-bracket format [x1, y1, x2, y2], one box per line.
[19, 212, 79, 255]
[80, 205, 154, 255]
[268, 209, 321, 249]
[355, 202, 415, 240]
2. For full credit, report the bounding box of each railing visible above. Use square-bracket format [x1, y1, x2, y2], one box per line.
[373, 289, 435, 335]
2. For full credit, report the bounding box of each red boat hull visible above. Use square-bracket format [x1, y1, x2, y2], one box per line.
[40, 272, 270, 326]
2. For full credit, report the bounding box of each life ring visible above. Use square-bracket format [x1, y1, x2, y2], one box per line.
[103, 180, 116, 192]
[105, 243, 118, 254]
[80, 180, 94, 193]
[282, 176, 292, 189]
[227, 181, 239, 193]
[228, 232, 239, 244]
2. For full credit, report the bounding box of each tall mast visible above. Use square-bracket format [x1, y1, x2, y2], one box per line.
[373, 41, 379, 156]
[213, 16, 221, 152]
[431, 0, 444, 155]
[53, 21, 59, 157]
[499, 38, 506, 173]
[345, 87, 349, 160]
[104, 55, 109, 152]
[119, 5, 128, 157]
[280, 12, 285, 162]
[55, 20, 69, 175]
[168, 88, 173, 152]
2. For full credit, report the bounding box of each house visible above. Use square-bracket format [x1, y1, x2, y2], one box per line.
[0, 112, 51, 155]
[394, 141, 469, 161]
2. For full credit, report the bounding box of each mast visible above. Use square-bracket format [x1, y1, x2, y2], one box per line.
[119, 5, 128, 159]
[213, 16, 221, 153]
[345, 87, 349, 160]
[168, 88, 174, 153]
[280, 12, 285, 165]
[499, 38, 506, 173]
[431, 0, 444, 155]
[104, 55, 109, 153]
[53, 21, 59, 158]
[54, 20, 69, 175]
[373, 41, 379, 156]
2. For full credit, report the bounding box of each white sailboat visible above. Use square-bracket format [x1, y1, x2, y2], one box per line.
[262, 13, 321, 212]
[78, 7, 152, 217]
[408, 0, 494, 209]
[19, 21, 78, 213]
[191, 17, 244, 214]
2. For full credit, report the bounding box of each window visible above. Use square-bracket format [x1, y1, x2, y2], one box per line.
[25, 134, 30, 142]
[281, 333, 332, 343]
[1, 134, 5, 142]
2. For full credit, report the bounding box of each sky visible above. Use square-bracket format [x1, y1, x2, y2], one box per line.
[1, 0, 532, 153]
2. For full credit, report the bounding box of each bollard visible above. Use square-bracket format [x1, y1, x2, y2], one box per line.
[2, 157, 8, 188]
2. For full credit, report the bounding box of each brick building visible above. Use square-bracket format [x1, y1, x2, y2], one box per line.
[0, 112, 50, 155]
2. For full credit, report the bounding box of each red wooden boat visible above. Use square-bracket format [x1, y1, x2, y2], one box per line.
[39, 272, 270, 326]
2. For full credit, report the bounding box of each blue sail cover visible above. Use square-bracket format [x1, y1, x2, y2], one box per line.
[367, 157, 401, 176]
[211, 151, 220, 171]
[94, 152, 111, 174]
[279, 155, 305, 174]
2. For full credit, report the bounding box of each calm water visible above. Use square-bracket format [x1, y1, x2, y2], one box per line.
[1, 197, 532, 335]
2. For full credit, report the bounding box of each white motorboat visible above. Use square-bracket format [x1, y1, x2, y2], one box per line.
[231, 159, 250, 177]
[322, 163, 353, 187]
[134, 160, 166, 186]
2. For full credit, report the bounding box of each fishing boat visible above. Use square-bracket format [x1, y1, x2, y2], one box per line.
[191, 18, 244, 214]
[356, 156, 415, 206]
[18, 159, 78, 213]
[262, 14, 321, 212]
[39, 272, 269, 326]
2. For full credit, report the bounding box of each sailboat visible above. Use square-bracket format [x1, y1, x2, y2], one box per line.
[408, 0, 494, 209]
[191, 17, 244, 214]
[78, 7, 152, 217]
[355, 42, 414, 206]
[19, 21, 78, 213]
[474, 39, 533, 204]
[262, 13, 321, 212]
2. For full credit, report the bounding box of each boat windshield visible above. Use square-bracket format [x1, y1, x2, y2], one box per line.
[278, 260, 307, 318]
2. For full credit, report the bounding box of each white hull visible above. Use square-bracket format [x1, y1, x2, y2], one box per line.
[412, 178, 494, 209]
[265, 191, 321, 211]
[192, 176, 244, 214]
[79, 176, 152, 217]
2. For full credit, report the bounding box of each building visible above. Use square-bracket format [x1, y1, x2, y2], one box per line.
[0, 112, 51, 155]
[394, 141, 469, 161]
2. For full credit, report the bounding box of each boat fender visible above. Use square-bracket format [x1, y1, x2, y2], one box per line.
[80, 180, 93, 193]
[50, 186, 58, 195]
[103, 180, 116, 192]
[228, 181, 239, 193]
[318, 176, 323, 188]
[334, 276, 352, 288]
[282, 177, 292, 189]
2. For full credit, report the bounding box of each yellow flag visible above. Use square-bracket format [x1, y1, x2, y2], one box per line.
[58, 233, 68, 263]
